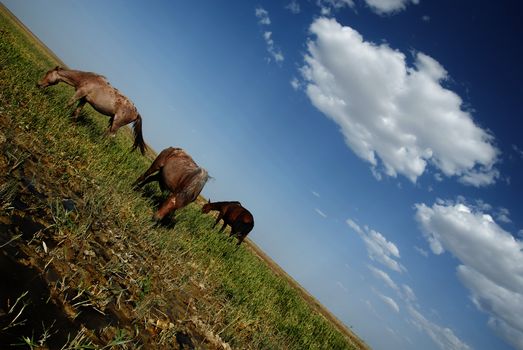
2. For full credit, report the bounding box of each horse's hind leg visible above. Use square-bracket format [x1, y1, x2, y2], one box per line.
[133, 155, 170, 188]
[154, 193, 179, 222]
[136, 172, 162, 189]
[133, 166, 163, 189]
[106, 113, 121, 137]
[236, 234, 247, 245]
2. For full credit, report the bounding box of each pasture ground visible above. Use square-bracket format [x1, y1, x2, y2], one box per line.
[0, 4, 369, 350]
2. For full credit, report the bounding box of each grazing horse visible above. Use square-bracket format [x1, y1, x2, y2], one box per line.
[202, 200, 254, 245]
[133, 147, 209, 221]
[37, 66, 146, 154]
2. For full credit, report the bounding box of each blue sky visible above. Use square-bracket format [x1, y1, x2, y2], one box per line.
[4, 1, 523, 349]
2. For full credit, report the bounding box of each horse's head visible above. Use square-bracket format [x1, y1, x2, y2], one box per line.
[201, 199, 211, 213]
[37, 66, 62, 88]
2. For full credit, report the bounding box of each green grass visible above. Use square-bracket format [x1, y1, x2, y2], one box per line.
[0, 7, 364, 350]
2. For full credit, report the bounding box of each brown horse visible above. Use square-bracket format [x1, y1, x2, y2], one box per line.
[133, 147, 209, 221]
[37, 66, 146, 154]
[202, 200, 254, 245]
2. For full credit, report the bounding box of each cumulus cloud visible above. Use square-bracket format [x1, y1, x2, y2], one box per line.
[408, 305, 471, 350]
[255, 7, 270, 25]
[301, 18, 499, 186]
[415, 200, 523, 348]
[458, 266, 523, 349]
[365, 0, 419, 15]
[347, 219, 405, 272]
[255, 7, 284, 64]
[316, 0, 417, 15]
[495, 207, 512, 224]
[316, 0, 355, 15]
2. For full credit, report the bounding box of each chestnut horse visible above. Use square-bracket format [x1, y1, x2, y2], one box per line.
[37, 66, 146, 154]
[202, 200, 254, 245]
[133, 147, 209, 221]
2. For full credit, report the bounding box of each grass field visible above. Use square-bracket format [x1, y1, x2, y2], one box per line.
[0, 5, 369, 349]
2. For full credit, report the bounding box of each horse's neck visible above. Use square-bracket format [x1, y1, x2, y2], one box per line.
[215, 202, 235, 210]
[57, 70, 83, 88]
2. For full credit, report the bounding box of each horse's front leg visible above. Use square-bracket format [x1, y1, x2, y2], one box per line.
[212, 213, 223, 228]
[72, 98, 86, 120]
[67, 89, 87, 108]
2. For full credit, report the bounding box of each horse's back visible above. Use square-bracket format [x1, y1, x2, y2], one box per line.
[162, 148, 207, 197]
[228, 204, 253, 225]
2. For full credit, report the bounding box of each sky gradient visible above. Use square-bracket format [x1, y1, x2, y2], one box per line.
[3, 1, 523, 349]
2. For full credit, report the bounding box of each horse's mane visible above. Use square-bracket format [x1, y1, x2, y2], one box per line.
[66, 69, 108, 82]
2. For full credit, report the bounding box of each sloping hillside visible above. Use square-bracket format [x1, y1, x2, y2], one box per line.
[0, 5, 368, 349]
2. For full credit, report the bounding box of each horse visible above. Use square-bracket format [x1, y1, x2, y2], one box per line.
[133, 147, 209, 222]
[202, 200, 254, 245]
[37, 66, 146, 154]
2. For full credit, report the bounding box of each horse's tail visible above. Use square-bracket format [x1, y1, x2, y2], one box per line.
[132, 114, 146, 155]
[180, 167, 209, 205]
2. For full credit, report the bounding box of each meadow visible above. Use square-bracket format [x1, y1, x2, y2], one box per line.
[0, 5, 368, 349]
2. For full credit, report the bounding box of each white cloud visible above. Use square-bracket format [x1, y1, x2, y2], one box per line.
[286, 0, 301, 14]
[315, 208, 327, 218]
[422, 15, 430, 22]
[458, 265, 523, 350]
[255, 8, 285, 64]
[415, 200, 523, 348]
[414, 245, 429, 257]
[402, 284, 417, 302]
[513, 144, 523, 159]
[301, 18, 499, 186]
[255, 7, 270, 25]
[376, 292, 400, 313]
[365, 0, 419, 15]
[408, 305, 471, 350]
[368, 265, 399, 291]
[347, 219, 405, 272]
[495, 207, 512, 224]
[316, 0, 355, 15]
[316, 0, 417, 15]
[262, 31, 284, 64]
[336, 280, 349, 292]
[291, 77, 301, 90]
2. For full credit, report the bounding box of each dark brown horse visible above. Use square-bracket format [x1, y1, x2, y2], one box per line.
[202, 200, 254, 245]
[37, 66, 146, 154]
[133, 147, 209, 221]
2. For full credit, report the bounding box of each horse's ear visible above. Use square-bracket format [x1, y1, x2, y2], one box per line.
[207, 199, 210, 204]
